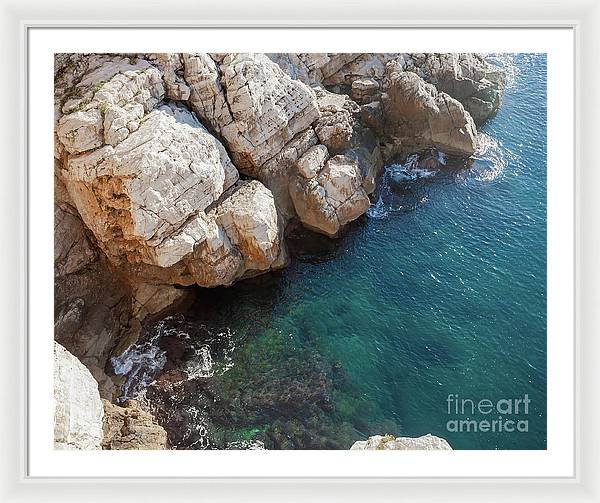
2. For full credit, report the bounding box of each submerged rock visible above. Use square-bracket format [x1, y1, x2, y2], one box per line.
[350, 433, 452, 450]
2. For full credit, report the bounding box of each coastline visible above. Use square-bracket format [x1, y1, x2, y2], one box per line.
[53, 52, 529, 450]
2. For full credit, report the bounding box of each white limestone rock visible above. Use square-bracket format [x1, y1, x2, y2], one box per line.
[290, 155, 370, 237]
[61, 104, 239, 269]
[183, 53, 377, 239]
[213, 180, 283, 271]
[54, 342, 104, 450]
[57, 61, 165, 154]
[297, 144, 329, 179]
[146, 53, 191, 101]
[269, 53, 399, 89]
[186, 180, 287, 286]
[350, 434, 452, 450]
[184, 53, 321, 173]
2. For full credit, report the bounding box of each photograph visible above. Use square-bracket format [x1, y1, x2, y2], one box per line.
[53, 51, 547, 451]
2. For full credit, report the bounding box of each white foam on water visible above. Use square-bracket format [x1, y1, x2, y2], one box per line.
[367, 154, 437, 220]
[111, 328, 168, 401]
[366, 195, 390, 219]
[486, 53, 518, 90]
[173, 405, 212, 449]
[472, 132, 514, 182]
[185, 346, 214, 379]
[112, 316, 238, 403]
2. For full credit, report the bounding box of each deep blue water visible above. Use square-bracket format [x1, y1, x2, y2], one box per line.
[115, 54, 547, 450]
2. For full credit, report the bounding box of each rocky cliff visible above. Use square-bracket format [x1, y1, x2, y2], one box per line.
[54, 52, 503, 449]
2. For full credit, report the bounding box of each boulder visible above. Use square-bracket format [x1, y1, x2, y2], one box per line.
[297, 144, 329, 179]
[313, 89, 383, 194]
[56, 61, 165, 154]
[290, 155, 370, 237]
[350, 433, 452, 450]
[55, 56, 286, 292]
[61, 104, 239, 271]
[54, 342, 104, 450]
[186, 180, 288, 287]
[381, 70, 478, 157]
[351, 77, 380, 104]
[101, 399, 168, 450]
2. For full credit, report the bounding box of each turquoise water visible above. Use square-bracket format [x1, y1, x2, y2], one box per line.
[116, 54, 547, 450]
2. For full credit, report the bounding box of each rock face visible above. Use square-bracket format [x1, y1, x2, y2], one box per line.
[268, 53, 398, 90]
[350, 434, 452, 450]
[54, 172, 136, 400]
[54, 342, 104, 450]
[101, 399, 168, 450]
[270, 52, 503, 125]
[53, 55, 289, 407]
[182, 53, 380, 236]
[61, 104, 239, 271]
[185, 180, 287, 286]
[184, 53, 321, 172]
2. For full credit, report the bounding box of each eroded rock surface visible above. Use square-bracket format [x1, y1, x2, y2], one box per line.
[350, 433, 452, 450]
[62, 104, 239, 270]
[185, 180, 288, 286]
[54, 342, 104, 450]
[101, 399, 168, 450]
[269, 53, 397, 90]
[55, 57, 286, 291]
[270, 52, 503, 124]
[184, 53, 320, 172]
[290, 154, 370, 237]
[54, 173, 134, 400]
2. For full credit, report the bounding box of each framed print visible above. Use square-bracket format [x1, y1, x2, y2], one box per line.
[1, 0, 599, 501]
